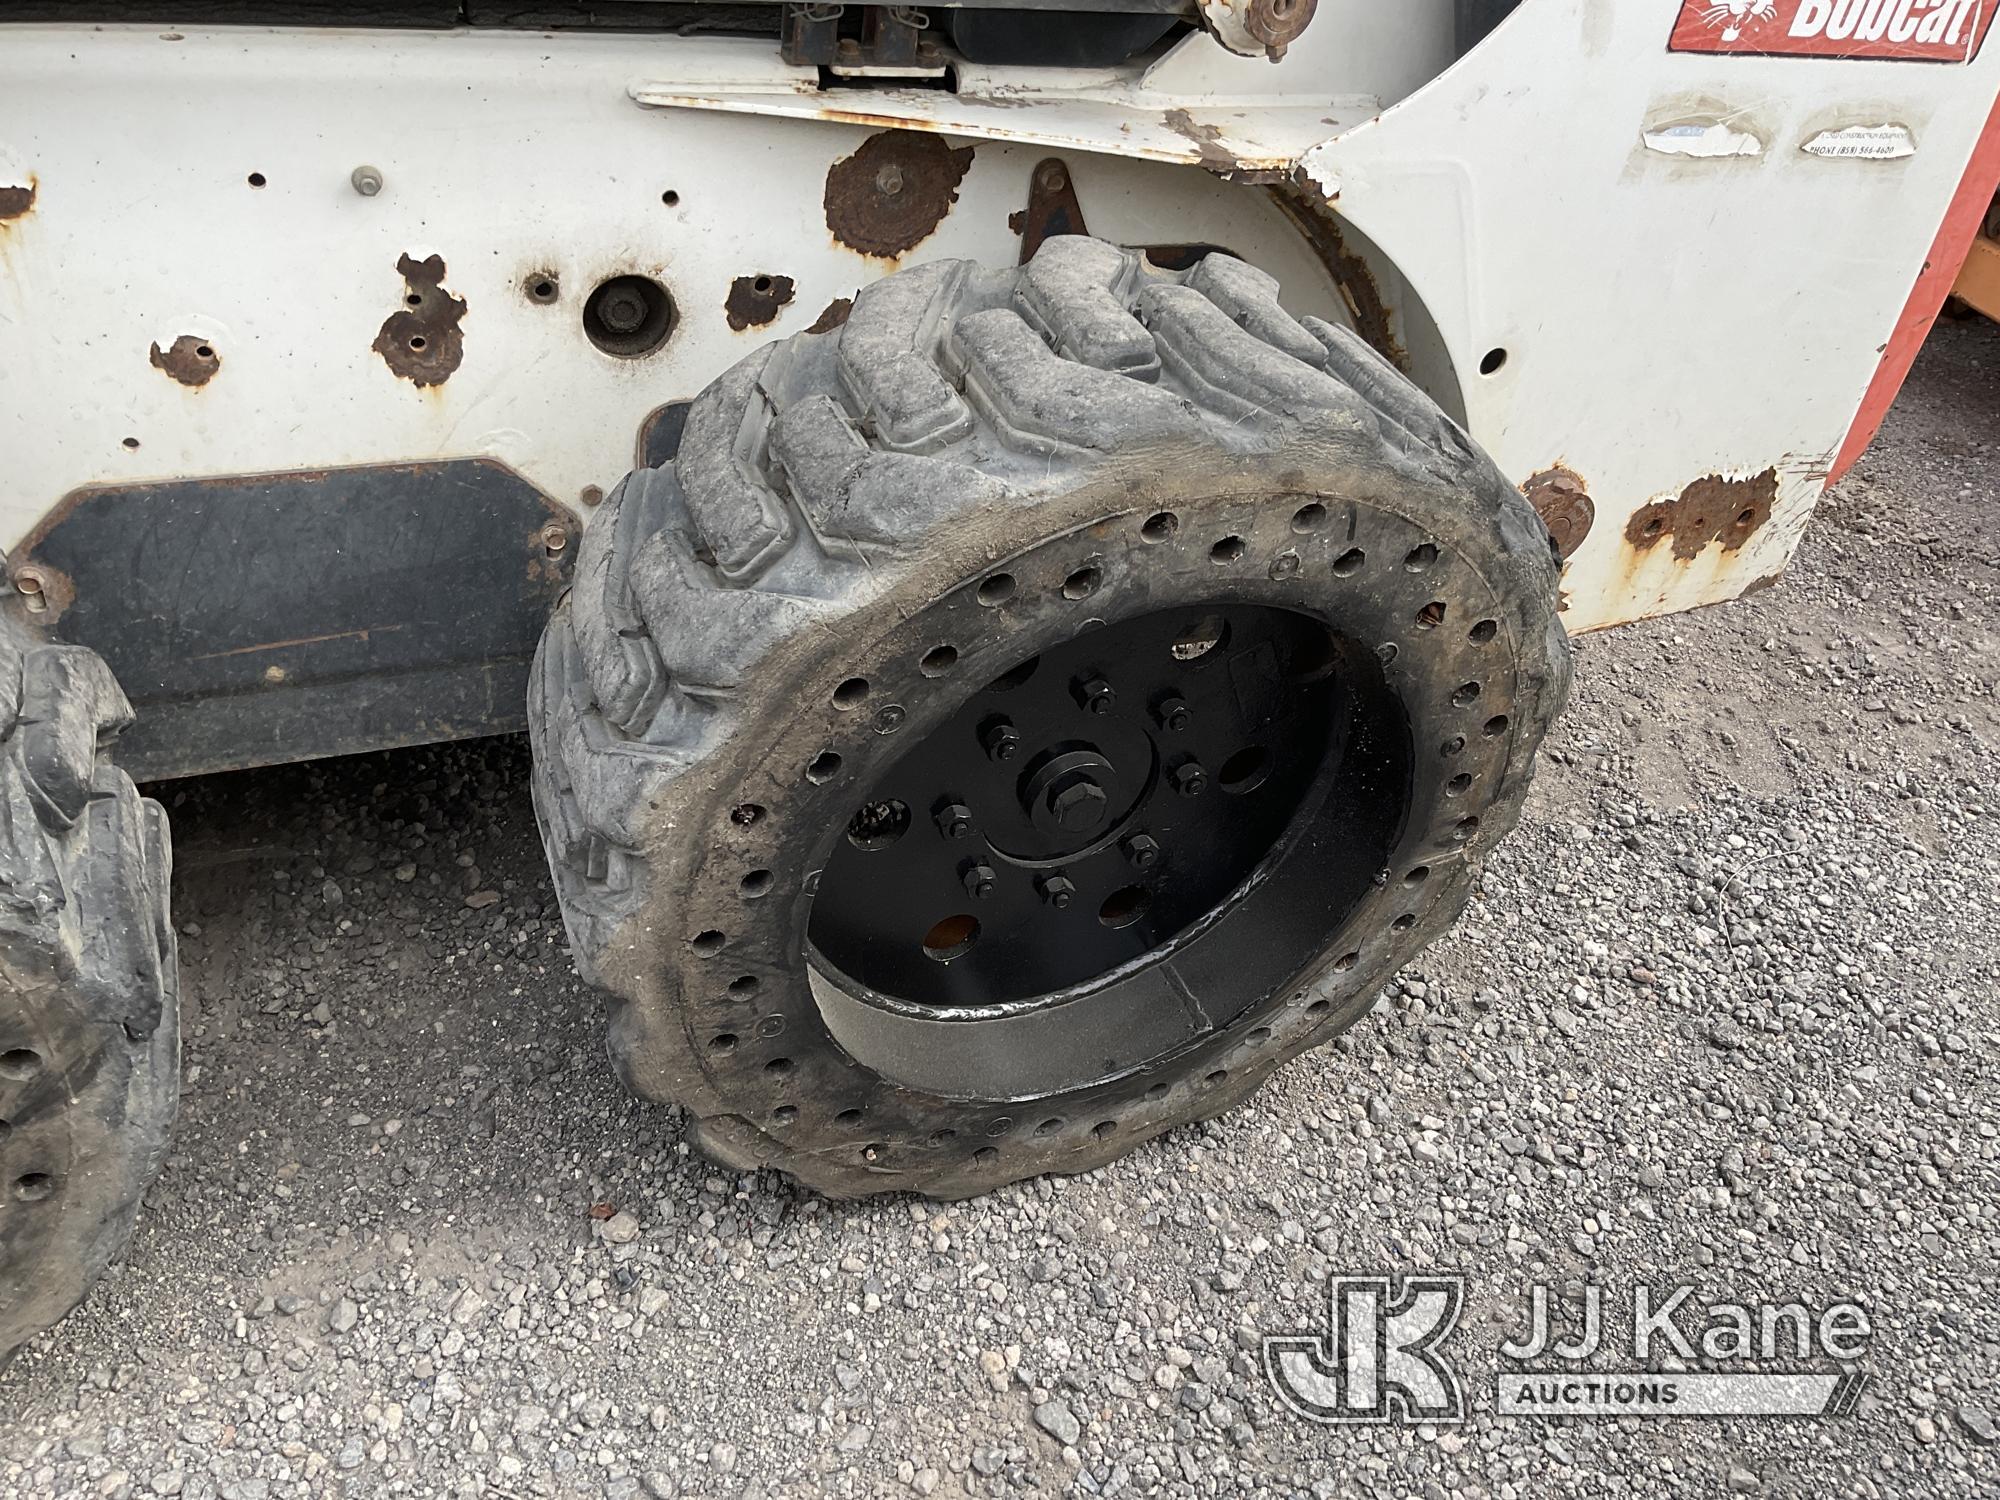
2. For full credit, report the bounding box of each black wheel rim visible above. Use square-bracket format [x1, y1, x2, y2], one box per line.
[806, 601, 1407, 1099]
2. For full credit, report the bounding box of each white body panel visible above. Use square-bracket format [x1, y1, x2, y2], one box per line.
[0, 30, 1350, 543]
[0, 1, 1993, 634]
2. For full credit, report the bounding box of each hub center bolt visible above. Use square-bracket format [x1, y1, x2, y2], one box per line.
[600, 291, 648, 334]
[962, 861, 997, 899]
[1022, 749, 1116, 838]
[1171, 761, 1208, 798]
[1049, 776, 1108, 831]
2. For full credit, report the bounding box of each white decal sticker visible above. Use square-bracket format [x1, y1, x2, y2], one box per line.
[1802, 124, 1917, 160]
[1642, 122, 1765, 158]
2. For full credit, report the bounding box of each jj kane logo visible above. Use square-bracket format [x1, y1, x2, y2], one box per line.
[1263, 1277, 1467, 1425]
[1265, 1278, 1870, 1425]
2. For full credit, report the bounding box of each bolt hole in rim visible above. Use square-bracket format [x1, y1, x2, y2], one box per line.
[977, 573, 1017, 606]
[804, 579, 1422, 1100]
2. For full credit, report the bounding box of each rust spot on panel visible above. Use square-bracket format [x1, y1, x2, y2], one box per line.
[1016, 157, 1088, 265]
[528, 519, 576, 586]
[725, 273, 797, 331]
[1149, 112, 1289, 184]
[1163, 109, 1238, 175]
[7, 561, 73, 625]
[373, 253, 466, 387]
[1265, 189, 1407, 371]
[1521, 466, 1594, 561]
[1625, 468, 1778, 561]
[825, 130, 974, 261]
[0, 180, 34, 221]
[149, 334, 220, 389]
[807, 297, 854, 335]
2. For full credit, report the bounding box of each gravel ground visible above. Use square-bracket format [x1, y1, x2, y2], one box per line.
[3, 319, 1997, 1500]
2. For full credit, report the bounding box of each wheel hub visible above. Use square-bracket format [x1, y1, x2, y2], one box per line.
[808, 602, 1343, 1013]
[1022, 748, 1115, 840]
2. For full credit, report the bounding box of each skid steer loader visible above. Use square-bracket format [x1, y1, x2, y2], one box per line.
[0, 0, 1994, 1360]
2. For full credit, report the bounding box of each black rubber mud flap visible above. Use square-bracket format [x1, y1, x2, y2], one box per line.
[0, 617, 177, 1365]
[13, 459, 576, 781]
[528, 237, 1570, 1199]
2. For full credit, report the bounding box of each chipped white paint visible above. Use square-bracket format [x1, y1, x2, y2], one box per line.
[1642, 121, 1766, 157]
[1802, 123, 1919, 159]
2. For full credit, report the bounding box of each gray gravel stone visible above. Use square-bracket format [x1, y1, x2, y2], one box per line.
[1034, 1400, 1081, 1446]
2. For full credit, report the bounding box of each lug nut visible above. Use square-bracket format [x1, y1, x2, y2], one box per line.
[1038, 874, 1076, 909]
[1171, 761, 1208, 798]
[1122, 833, 1161, 869]
[934, 800, 974, 840]
[962, 860, 997, 899]
[981, 718, 1021, 763]
[1155, 695, 1191, 733]
[1073, 676, 1116, 716]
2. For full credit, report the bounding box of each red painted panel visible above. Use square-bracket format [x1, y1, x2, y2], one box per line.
[1669, 0, 1995, 61]
[1829, 84, 2000, 484]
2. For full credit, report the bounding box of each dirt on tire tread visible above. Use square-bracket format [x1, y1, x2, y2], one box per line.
[0, 623, 178, 1363]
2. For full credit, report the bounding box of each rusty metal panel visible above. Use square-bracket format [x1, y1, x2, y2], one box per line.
[1, 4, 1995, 660]
[0, 28, 1353, 567]
[10, 461, 575, 780]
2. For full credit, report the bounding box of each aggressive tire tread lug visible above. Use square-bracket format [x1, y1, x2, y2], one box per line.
[1137, 282, 1370, 431]
[1184, 253, 1329, 366]
[1301, 315, 1480, 471]
[674, 348, 798, 581]
[835, 261, 975, 454]
[952, 307, 1202, 454]
[1015, 236, 1161, 379]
